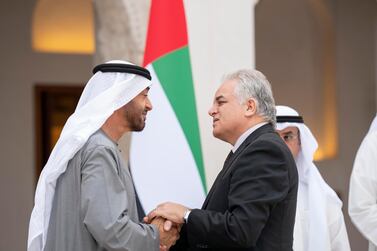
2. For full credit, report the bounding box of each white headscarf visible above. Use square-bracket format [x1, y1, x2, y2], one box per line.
[276, 105, 342, 251]
[27, 60, 152, 251]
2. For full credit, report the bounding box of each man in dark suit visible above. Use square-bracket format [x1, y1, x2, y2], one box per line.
[147, 69, 298, 251]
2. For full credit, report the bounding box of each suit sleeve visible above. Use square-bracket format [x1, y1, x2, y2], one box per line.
[80, 146, 159, 251]
[186, 140, 292, 248]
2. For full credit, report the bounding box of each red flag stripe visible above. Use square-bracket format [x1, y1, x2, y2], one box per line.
[143, 0, 188, 66]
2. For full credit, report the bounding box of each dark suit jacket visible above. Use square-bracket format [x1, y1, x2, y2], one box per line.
[172, 123, 298, 251]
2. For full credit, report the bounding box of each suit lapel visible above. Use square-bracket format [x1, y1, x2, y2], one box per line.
[202, 151, 234, 208]
[201, 124, 275, 209]
[222, 124, 275, 177]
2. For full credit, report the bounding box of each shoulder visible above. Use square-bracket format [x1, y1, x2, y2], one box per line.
[80, 130, 120, 164]
[86, 130, 117, 149]
[353, 131, 377, 173]
[81, 130, 118, 154]
[358, 131, 377, 154]
[248, 130, 293, 160]
[234, 130, 296, 175]
[232, 130, 298, 186]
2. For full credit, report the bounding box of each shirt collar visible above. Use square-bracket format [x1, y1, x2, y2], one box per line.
[232, 122, 268, 153]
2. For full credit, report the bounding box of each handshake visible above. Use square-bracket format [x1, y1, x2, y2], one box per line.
[144, 202, 190, 251]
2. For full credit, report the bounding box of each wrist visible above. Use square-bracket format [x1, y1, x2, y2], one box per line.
[183, 209, 191, 223]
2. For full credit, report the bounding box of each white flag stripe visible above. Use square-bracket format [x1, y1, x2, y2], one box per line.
[130, 65, 205, 213]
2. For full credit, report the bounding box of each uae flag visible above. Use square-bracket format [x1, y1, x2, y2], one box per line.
[130, 0, 206, 214]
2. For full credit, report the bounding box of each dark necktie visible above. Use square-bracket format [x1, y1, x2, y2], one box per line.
[223, 151, 234, 167]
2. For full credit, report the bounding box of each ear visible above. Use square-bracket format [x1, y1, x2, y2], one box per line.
[245, 98, 257, 117]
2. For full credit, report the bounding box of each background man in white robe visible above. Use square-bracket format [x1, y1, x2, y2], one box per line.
[276, 105, 350, 251]
[27, 60, 178, 251]
[349, 114, 377, 251]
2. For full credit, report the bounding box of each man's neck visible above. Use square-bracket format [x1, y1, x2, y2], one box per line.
[101, 123, 129, 142]
[229, 117, 267, 145]
[231, 121, 268, 152]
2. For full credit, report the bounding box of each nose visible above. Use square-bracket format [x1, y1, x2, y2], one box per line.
[208, 105, 216, 117]
[146, 97, 153, 111]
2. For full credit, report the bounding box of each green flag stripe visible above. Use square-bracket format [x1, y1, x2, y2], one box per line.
[152, 46, 207, 192]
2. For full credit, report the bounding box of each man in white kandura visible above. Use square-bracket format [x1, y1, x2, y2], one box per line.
[276, 105, 350, 251]
[349, 114, 377, 251]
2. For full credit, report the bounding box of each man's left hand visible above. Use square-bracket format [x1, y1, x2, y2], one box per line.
[147, 202, 189, 224]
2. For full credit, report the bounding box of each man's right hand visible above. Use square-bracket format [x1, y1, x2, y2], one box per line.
[150, 216, 180, 249]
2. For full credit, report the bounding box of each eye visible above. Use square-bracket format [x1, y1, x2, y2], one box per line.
[283, 135, 291, 141]
[281, 133, 298, 142]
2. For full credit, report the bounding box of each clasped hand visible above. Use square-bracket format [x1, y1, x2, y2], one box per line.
[144, 202, 190, 251]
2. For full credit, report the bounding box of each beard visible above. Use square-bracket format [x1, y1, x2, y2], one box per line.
[123, 100, 147, 132]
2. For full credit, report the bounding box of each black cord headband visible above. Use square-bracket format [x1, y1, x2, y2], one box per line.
[276, 115, 304, 123]
[92, 63, 152, 80]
